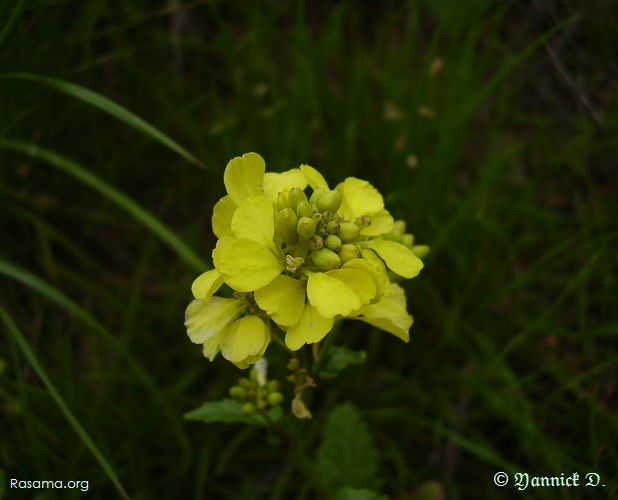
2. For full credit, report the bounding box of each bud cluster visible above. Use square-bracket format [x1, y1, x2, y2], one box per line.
[275, 186, 373, 272]
[229, 369, 284, 415]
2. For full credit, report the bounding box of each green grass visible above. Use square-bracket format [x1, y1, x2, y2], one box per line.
[1, 1, 617, 498]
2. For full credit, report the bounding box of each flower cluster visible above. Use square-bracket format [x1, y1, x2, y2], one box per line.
[185, 153, 427, 368]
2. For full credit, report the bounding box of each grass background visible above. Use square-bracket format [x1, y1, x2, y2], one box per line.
[1, 0, 617, 498]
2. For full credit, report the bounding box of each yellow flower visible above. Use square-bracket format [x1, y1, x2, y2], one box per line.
[185, 296, 270, 369]
[186, 152, 427, 367]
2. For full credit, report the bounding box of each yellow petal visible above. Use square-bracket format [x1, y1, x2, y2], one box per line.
[342, 258, 384, 299]
[306, 271, 361, 318]
[285, 304, 334, 350]
[220, 315, 270, 366]
[360, 209, 395, 236]
[362, 240, 423, 279]
[300, 164, 329, 191]
[359, 250, 391, 297]
[223, 152, 265, 205]
[337, 177, 384, 219]
[184, 297, 244, 348]
[351, 283, 412, 341]
[212, 195, 237, 238]
[326, 268, 376, 305]
[254, 275, 305, 326]
[263, 169, 308, 201]
[231, 195, 275, 250]
[213, 237, 283, 292]
[191, 269, 225, 300]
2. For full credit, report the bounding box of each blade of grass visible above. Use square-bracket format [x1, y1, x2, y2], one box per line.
[0, 72, 205, 168]
[0, 259, 191, 467]
[0, 0, 27, 49]
[0, 306, 130, 499]
[0, 138, 207, 272]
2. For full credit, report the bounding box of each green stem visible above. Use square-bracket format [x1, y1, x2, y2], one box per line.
[312, 323, 338, 373]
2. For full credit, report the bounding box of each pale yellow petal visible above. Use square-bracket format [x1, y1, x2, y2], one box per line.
[230, 195, 275, 250]
[213, 237, 283, 292]
[342, 258, 389, 302]
[350, 283, 412, 341]
[263, 169, 308, 201]
[360, 209, 395, 236]
[359, 250, 391, 297]
[184, 297, 244, 346]
[212, 195, 237, 238]
[285, 304, 334, 350]
[300, 164, 329, 191]
[191, 269, 225, 300]
[337, 177, 384, 219]
[306, 271, 361, 318]
[254, 275, 305, 326]
[223, 152, 265, 205]
[326, 268, 376, 305]
[362, 240, 424, 279]
[220, 315, 270, 366]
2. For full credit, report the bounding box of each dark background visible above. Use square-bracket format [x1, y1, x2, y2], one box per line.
[1, 1, 617, 498]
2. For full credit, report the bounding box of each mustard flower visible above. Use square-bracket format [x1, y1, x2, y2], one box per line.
[186, 152, 427, 367]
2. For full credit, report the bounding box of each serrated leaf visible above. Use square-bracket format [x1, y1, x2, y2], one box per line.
[318, 346, 366, 379]
[334, 488, 387, 500]
[184, 399, 281, 426]
[317, 404, 379, 493]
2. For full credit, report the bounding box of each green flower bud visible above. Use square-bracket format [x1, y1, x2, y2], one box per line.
[393, 220, 406, 238]
[324, 234, 342, 251]
[267, 380, 280, 391]
[296, 200, 314, 219]
[276, 191, 290, 210]
[287, 358, 299, 371]
[267, 392, 284, 406]
[256, 399, 268, 410]
[402, 234, 414, 247]
[309, 234, 324, 250]
[321, 210, 333, 221]
[238, 377, 251, 388]
[309, 188, 325, 206]
[317, 190, 342, 212]
[411, 244, 430, 258]
[326, 220, 340, 233]
[311, 248, 341, 269]
[241, 402, 255, 415]
[297, 216, 317, 239]
[275, 208, 299, 244]
[338, 243, 360, 263]
[288, 187, 308, 212]
[338, 222, 360, 242]
[229, 386, 247, 399]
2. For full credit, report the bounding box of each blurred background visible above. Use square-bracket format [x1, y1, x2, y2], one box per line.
[1, 1, 617, 498]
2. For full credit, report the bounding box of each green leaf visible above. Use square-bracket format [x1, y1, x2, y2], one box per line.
[317, 403, 379, 493]
[0, 72, 204, 168]
[185, 399, 282, 426]
[334, 488, 387, 500]
[0, 306, 129, 499]
[0, 138, 207, 272]
[317, 346, 366, 379]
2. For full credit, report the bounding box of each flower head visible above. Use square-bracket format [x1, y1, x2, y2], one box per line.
[185, 153, 427, 367]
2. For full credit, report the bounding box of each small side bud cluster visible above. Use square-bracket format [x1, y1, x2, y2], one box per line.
[228, 364, 284, 415]
[287, 357, 316, 419]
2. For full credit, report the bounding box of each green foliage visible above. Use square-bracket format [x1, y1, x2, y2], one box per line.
[317, 404, 379, 493]
[1, 0, 616, 498]
[333, 488, 387, 500]
[185, 399, 282, 426]
[317, 346, 366, 379]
